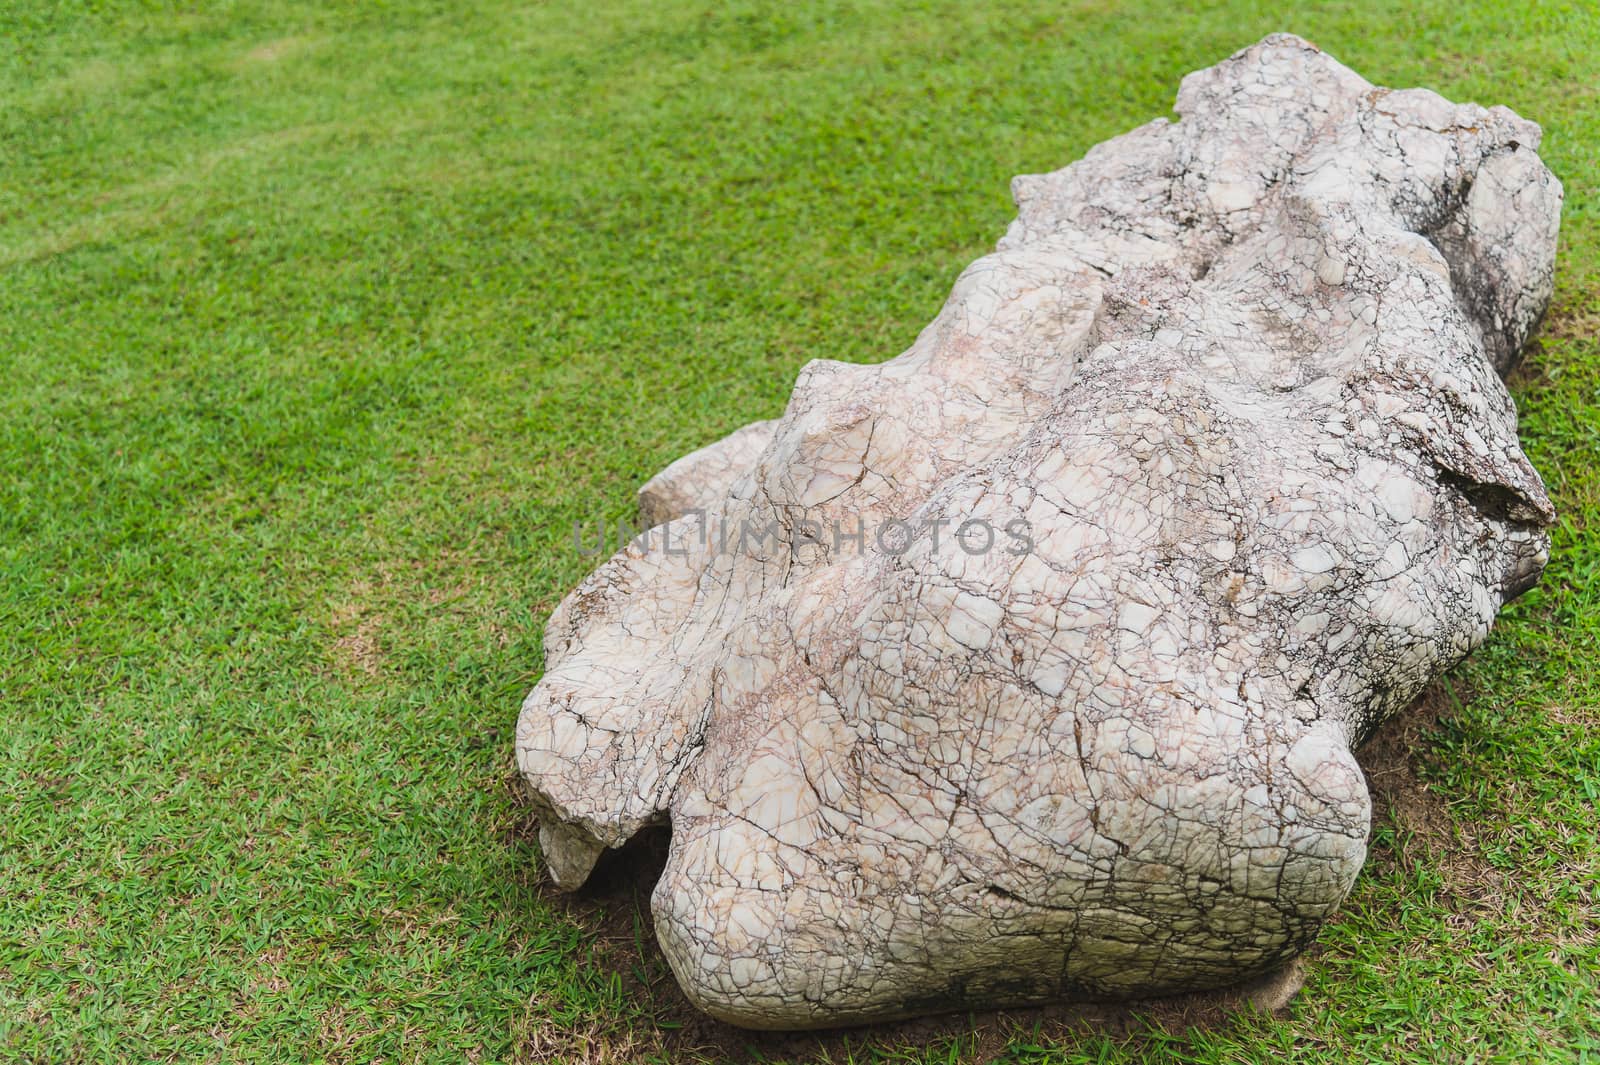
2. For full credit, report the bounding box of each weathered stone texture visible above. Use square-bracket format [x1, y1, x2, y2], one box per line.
[517, 34, 1560, 1028]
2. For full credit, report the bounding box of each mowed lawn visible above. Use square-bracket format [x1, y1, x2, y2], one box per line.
[2, 2, 1596, 1062]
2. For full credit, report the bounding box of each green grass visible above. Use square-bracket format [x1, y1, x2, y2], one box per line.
[1, 1, 1596, 1061]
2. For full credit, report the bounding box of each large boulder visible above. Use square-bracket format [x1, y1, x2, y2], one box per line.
[516, 34, 1560, 1029]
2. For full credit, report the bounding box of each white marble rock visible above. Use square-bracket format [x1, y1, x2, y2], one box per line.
[517, 34, 1560, 1028]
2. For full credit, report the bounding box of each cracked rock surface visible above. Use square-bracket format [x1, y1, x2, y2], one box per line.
[517, 35, 1560, 1029]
